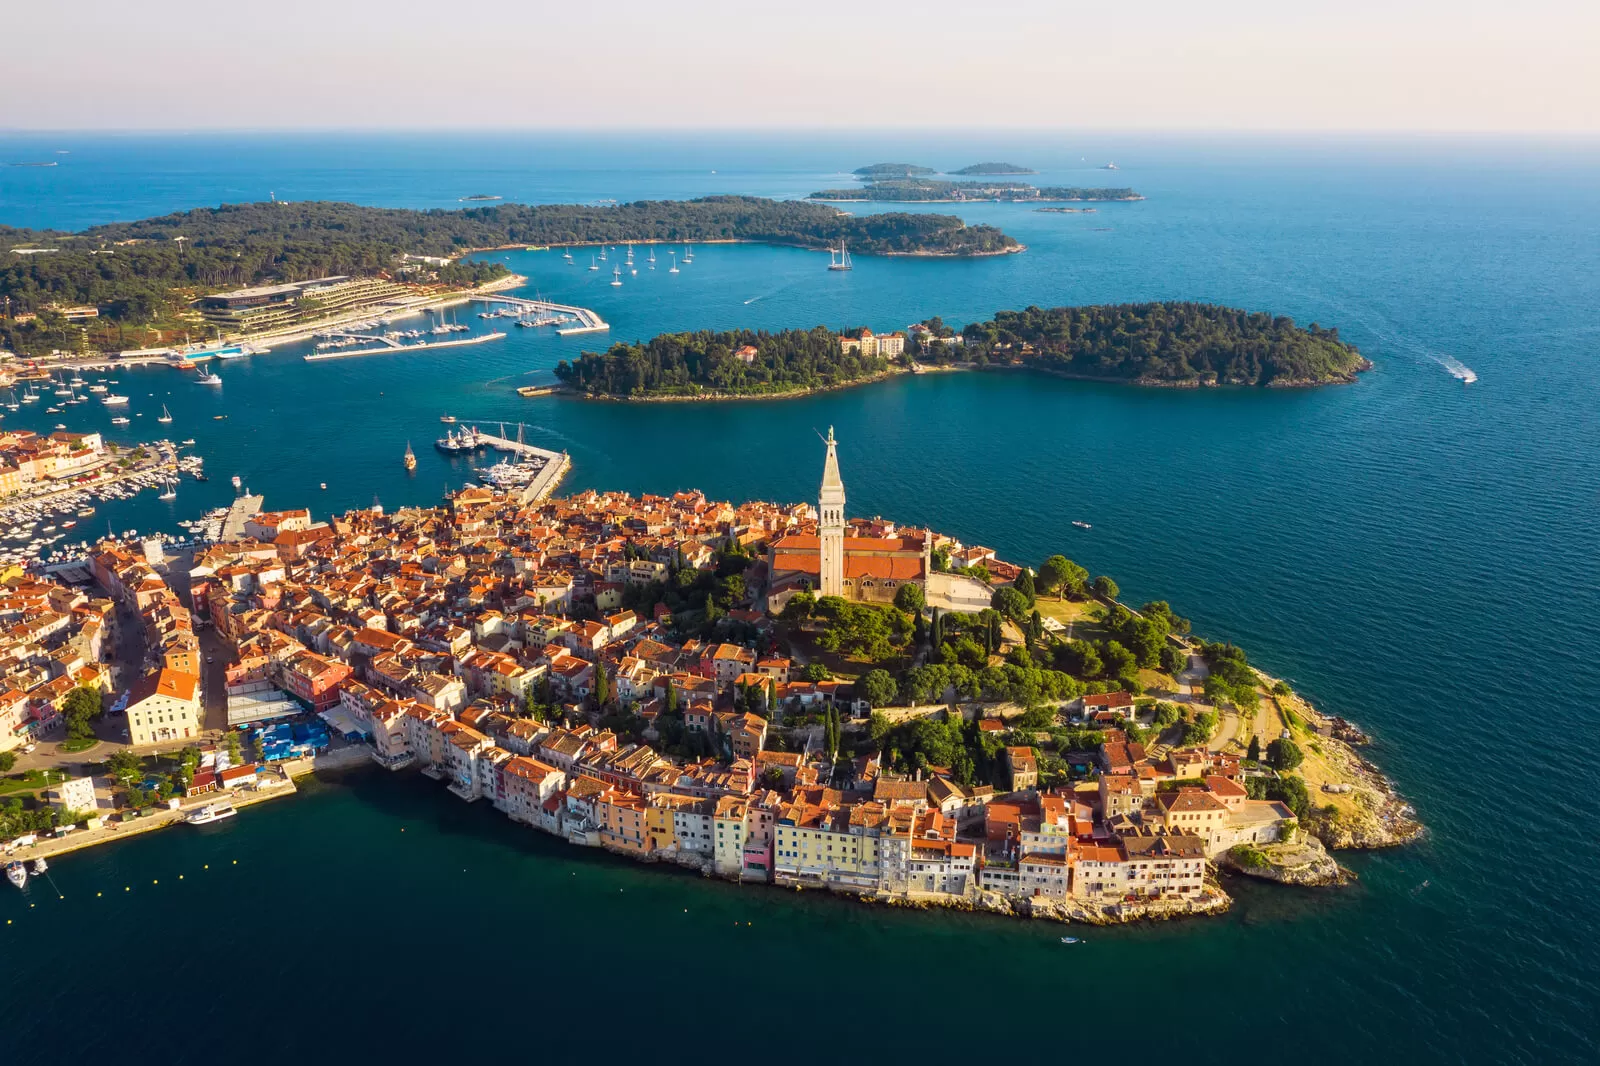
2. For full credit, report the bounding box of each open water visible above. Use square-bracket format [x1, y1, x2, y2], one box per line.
[1, 132, 1597, 1062]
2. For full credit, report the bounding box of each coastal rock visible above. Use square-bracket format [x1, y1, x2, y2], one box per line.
[1222, 837, 1353, 887]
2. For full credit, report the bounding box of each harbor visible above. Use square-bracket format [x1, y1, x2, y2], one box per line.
[470, 294, 610, 336]
[434, 422, 570, 503]
[301, 330, 506, 362]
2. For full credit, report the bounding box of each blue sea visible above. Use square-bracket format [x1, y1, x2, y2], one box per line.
[1, 131, 1597, 1063]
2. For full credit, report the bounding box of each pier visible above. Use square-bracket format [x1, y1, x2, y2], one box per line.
[472, 295, 610, 336]
[472, 425, 572, 503]
[301, 331, 505, 362]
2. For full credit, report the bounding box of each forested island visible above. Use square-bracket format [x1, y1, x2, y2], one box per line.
[853, 163, 938, 179]
[951, 162, 1036, 175]
[550, 304, 1369, 399]
[0, 197, 1017, 354]
[812, 179, 1141, 202]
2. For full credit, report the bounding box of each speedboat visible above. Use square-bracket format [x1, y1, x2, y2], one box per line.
[1060, 936, 1081, 944]
[1071, 520, 1092, 530]
[5, 861, 25, 888]
[440, 415, 457, 424]
[187, 802, 236, 825]
[28, 857, 47, 875]
[101, 394, 130, 405]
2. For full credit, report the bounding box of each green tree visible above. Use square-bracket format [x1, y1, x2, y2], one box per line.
[106, 749, 143, 787]
[1013, 568, 1036, 603]
[1267, 737, 1304, 771]
[991, 586, 1030, 621]
[803, 663, 831, 682]
[0, 751, 14, 773]
[1246, 734, 1261, 761]
[62, 685, 102, 741]
[860, 669, 898, 709]
[1040, 555, 1088, 599]
[1092, 575, 1119, 600]
[592, 664, 610, 709]
[892, 582, 925, 614]
[1153, 701, 1181, 728]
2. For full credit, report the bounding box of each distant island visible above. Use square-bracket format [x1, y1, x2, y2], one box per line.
[0, 197, 1019, 355]
[551, 304, 1369, 399]
[459, 194, 502, 201]
[951, 162, 1036, 175]
[853, 162, 938, 179]
[813, 179, 1141, 203]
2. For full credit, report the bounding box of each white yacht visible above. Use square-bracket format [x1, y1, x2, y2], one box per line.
[186, 802, 236, 825]
[157, 405, 172, 423]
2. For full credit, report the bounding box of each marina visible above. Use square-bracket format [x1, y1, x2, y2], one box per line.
[301, 331, 506, 362]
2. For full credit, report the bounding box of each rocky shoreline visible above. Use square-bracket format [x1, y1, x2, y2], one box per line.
[1221, 837, 1354, 887]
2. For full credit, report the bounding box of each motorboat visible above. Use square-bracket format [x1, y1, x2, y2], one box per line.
[28, 857, 47, 875]
[1060, 936, 1081, 944]
[101, 394, 130, 405]
[186, 802, 236, 825]
[5, 861, 24, 888]
[1071, 520, 1092, 530]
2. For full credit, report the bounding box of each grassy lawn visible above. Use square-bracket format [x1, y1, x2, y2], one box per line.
[59, 737, 100, 754]
[0, 770, 55, 796]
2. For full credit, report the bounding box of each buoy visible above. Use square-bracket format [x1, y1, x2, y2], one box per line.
[179, 875, 184, 879]
[232, 860, 237, 865]
[124, 886, 129, 891]
[203, 864, 208, 869]
[97, 892, 102, 897]
[153, 879, 158, 884]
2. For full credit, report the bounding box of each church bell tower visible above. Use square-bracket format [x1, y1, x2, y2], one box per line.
[818, 426, 846, 597]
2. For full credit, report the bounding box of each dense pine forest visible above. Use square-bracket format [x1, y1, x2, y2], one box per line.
[956, 304, 1370, 385]
[555, 327, 890, 398]
[554, 303, 1369, 398]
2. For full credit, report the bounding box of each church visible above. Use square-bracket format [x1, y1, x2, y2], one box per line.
[766, 428, 929, 608]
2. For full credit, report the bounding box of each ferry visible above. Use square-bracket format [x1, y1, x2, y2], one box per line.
[5, 861, 25, 888]
[186, 802, 236, 825]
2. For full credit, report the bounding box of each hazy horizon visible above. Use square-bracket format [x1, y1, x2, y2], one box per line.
[6, 0, 1597, 134]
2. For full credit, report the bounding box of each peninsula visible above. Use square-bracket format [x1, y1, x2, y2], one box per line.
[3, 434, 1416, 921]
[0, 197, 1018, 356]
[551, 303, 1370, 398]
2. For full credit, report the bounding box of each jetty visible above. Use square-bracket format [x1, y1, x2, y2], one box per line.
[473, 425, 572, 503]
[302, 331, 505, 362]
[472, 295, 609, 336]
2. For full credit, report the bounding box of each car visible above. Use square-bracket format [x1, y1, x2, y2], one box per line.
[21, 743, 36, 754]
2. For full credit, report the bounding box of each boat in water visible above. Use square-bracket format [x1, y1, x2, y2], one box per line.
[6, 861, 25, 888]
[100, 394, 130, 405]
[232, 475, 242, 489]
[110, 416, 130, 425]
[403, 442, 417, 471]
[1060, 936, 1082, 944]
[195, 370, 222, 386]
[28, 857, 47, 875]
[611, 266, 623, 287]
[828, 243, 853, 271]
[1071, 520, 1092, 530]
[157, 405, 172, 423]
[440, 414, 457, 424]
[186, 802, 236, 825]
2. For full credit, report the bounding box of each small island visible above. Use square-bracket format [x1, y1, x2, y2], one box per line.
[951, 162, 1037, 175]
[551, 303, 1370, 398]
[813, 178, 1141, 203]
[853, 162, 938, 179]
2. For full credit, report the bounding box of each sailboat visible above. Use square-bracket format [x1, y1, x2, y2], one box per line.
[668, 252, 679, 274]
[625, 243, 634, 265]
[588, 255, 599, 271]
[682, 245, 694, 263]
[158, 478, 177, 500]
[598, 246, 607, 262]
[157, 404, 173, 423]
[610, 266, 623, 287]
[562, 248, 573, 262]
[828, 243, 853, 271]
[403, 441, 417, 471]
[647, 246, 657, 269]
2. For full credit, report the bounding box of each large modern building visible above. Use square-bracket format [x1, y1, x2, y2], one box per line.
[195, 276, 409, 332]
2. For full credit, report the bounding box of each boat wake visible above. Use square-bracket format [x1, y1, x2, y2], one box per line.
[1435, 355, 1478, 384]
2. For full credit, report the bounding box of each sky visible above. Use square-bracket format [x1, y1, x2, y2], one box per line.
[5, 0, 1598, 132]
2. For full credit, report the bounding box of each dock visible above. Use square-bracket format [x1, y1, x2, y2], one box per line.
[472, 295, 609, 336]
[472, 425, 572, 504]
[221, 494, 264, 541]
[302, 331, 506, 362]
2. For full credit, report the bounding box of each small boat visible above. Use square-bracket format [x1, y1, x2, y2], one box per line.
[186, 802, 236, 825]
[232, 475, 242, 489]
[195, 371, 222, 386]
[610, 266, 623, 287]
[562, 249, 573, 261]
[1071, 520, 1092, 530]
[213, 414, 227, 420]
[588, 255, 599, 271]
[828, 243, 853, 271]
[320, 482, 327, 490]
[100, 394, 130, 405]
[1060, 936, 1081, 944]
[668, 252, 679, 274]
[5, 861, 24, 888]
[159, 480, 177, 500]
[440, 415, 457, 424]
[403, 442, 417, 471]
[157, 405, 172, 423]
[28, 857, 47, 875]
[110, 416, 130, 425]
